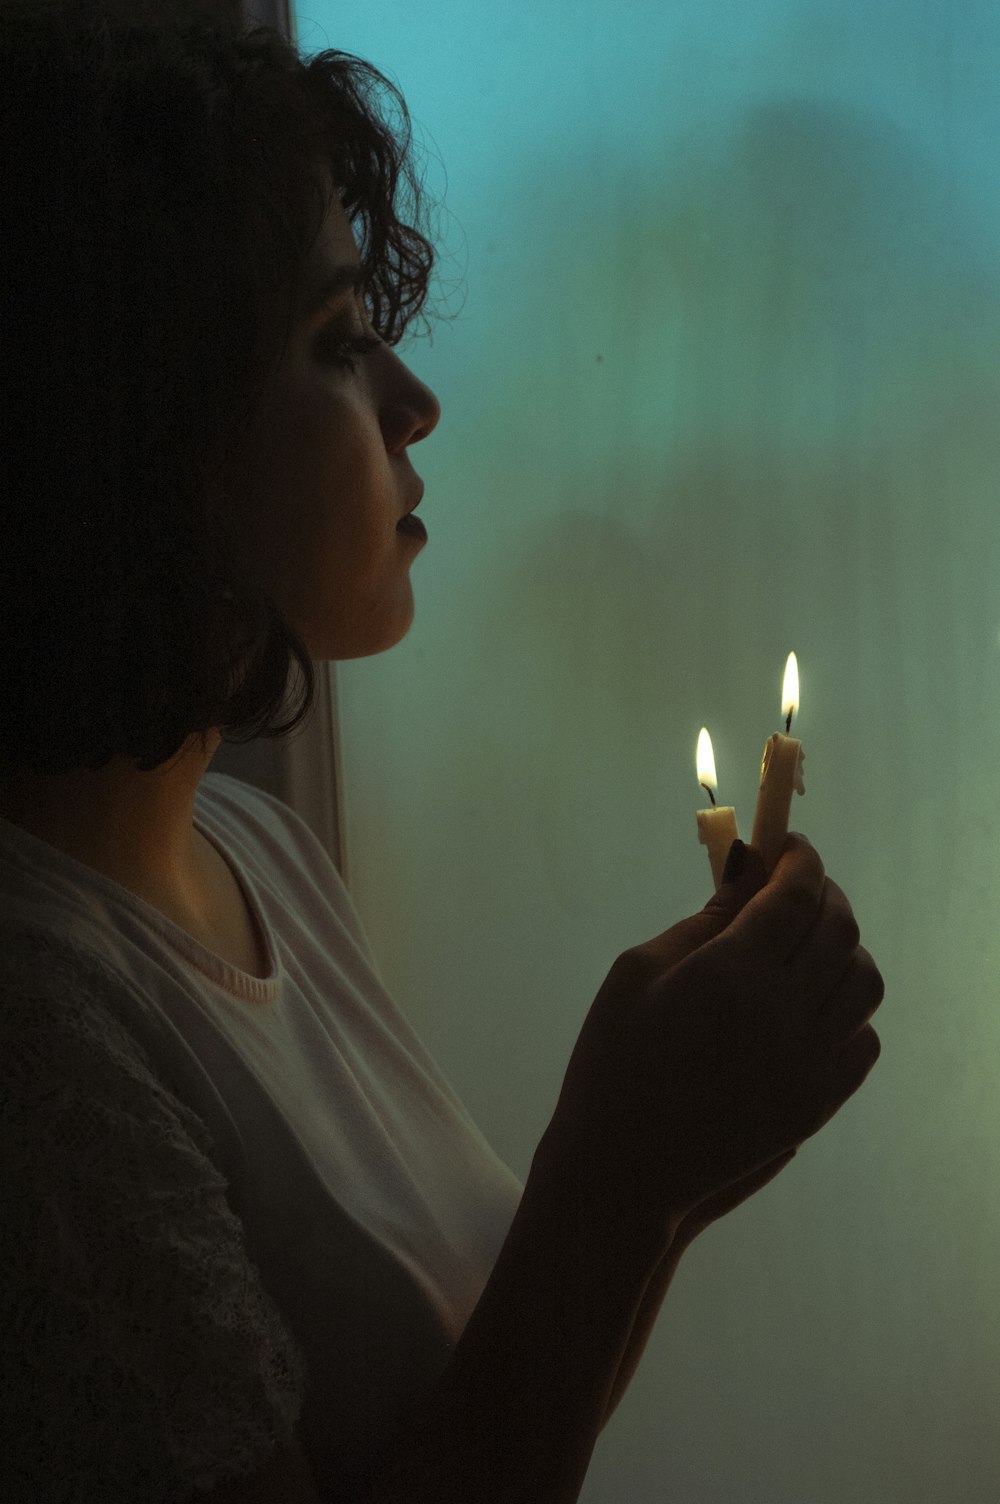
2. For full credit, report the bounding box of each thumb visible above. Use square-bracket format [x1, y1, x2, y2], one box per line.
[702, 839, 768, 930]
[650, 841, 769, 967]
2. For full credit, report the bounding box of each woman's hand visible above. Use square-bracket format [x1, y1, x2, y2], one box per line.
[660, 842, 796, 1247]
[372, 835, 882, 1500]
[542, 833, 884, 1263]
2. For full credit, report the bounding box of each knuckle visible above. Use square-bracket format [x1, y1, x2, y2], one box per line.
[858, 948, 884, 1001]
[850, 1026, 882, 1079]
[791, 1089, 830, 1144]
[783, 878, 819, 922]
[842, 1025, 881, 1085]
[608, 946, 652, 988]
[791, 837, 826, 884]
[836, 910, 861, 953]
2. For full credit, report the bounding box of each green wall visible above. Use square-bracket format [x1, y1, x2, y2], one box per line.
[297, 2, 1000, 1498]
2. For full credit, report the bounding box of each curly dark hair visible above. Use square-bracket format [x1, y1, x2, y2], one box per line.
[0, 0, 438, 775]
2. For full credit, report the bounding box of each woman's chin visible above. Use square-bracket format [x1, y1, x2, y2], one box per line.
[310, 595, 417, 662]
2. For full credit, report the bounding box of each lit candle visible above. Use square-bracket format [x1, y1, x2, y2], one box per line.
[750, 652, 806, 876]
[696, 727, 740, 891]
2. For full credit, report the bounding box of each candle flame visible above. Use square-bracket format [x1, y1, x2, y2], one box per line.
[696, 727, 718, 792]
[782, 652, 799, 724]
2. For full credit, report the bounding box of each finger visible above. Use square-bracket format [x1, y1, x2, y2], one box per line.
[642, 845, 768, 967]
[722, 841, 768, 911]
[723, 833, 826, 962]
[819, 947, 885, 1042]
[785, 878, 861, 995]
[831, 1023, 882, 1102]
[699, 841, 768, 925]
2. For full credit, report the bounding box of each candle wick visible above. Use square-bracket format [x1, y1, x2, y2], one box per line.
[785, 711, 793, 734]
[701, 783, 717, 808]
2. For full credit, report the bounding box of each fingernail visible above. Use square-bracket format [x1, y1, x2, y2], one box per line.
[722, 839, 747, 884]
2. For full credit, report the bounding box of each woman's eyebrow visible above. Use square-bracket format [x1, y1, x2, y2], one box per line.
[301, 264, 367, 318]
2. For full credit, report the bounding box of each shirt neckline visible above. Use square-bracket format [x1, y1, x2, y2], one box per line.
[0, 808, 281, 998]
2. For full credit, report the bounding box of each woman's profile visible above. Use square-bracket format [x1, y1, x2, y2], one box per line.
[0, 4, 884, 1501]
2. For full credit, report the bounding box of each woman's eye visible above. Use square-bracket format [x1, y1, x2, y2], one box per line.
[317, 329, 383, 372]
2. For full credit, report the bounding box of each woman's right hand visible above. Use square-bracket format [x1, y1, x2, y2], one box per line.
[541, 834, 884, 1260]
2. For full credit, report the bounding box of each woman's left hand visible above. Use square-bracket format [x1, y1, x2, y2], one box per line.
[671, 1146, 798, 1249]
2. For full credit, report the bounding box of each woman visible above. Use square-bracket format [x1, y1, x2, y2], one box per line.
[0, 4, 884, 1501]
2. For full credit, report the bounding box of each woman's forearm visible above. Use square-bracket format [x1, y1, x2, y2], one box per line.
[367, 1127, 670, 1504]
[601, 1240, 688, 1425]
[601, 1149, 800, 1425]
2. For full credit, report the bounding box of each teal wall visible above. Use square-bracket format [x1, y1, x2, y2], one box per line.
[296, 3, 1000, 1498]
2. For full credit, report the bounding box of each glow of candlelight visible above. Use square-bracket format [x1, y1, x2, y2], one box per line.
[696, 727, 718, 804]
[782, 652, 799, 732]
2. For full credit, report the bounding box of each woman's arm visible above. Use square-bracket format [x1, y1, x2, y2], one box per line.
[601, 1148, 797, 1424]
[368, 1125, 669, 1504]
[365, 836, 882, 1503]
[599, 843, 795, 1425]
[179, 1156, 797, 1504]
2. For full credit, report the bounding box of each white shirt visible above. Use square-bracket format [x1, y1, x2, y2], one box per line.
[1, 771, 522, 1502]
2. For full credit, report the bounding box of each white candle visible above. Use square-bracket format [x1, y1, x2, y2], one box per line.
[696, 727, 740, 890]
[750, 652, 806, 875]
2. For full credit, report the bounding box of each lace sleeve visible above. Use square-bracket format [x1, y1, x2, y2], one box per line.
[0, 942, 309, 1504]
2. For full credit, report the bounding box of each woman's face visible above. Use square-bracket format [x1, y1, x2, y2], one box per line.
[227, 193, 441, 662]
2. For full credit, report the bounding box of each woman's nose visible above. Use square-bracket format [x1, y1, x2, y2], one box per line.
[383, 350, 441, 448]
